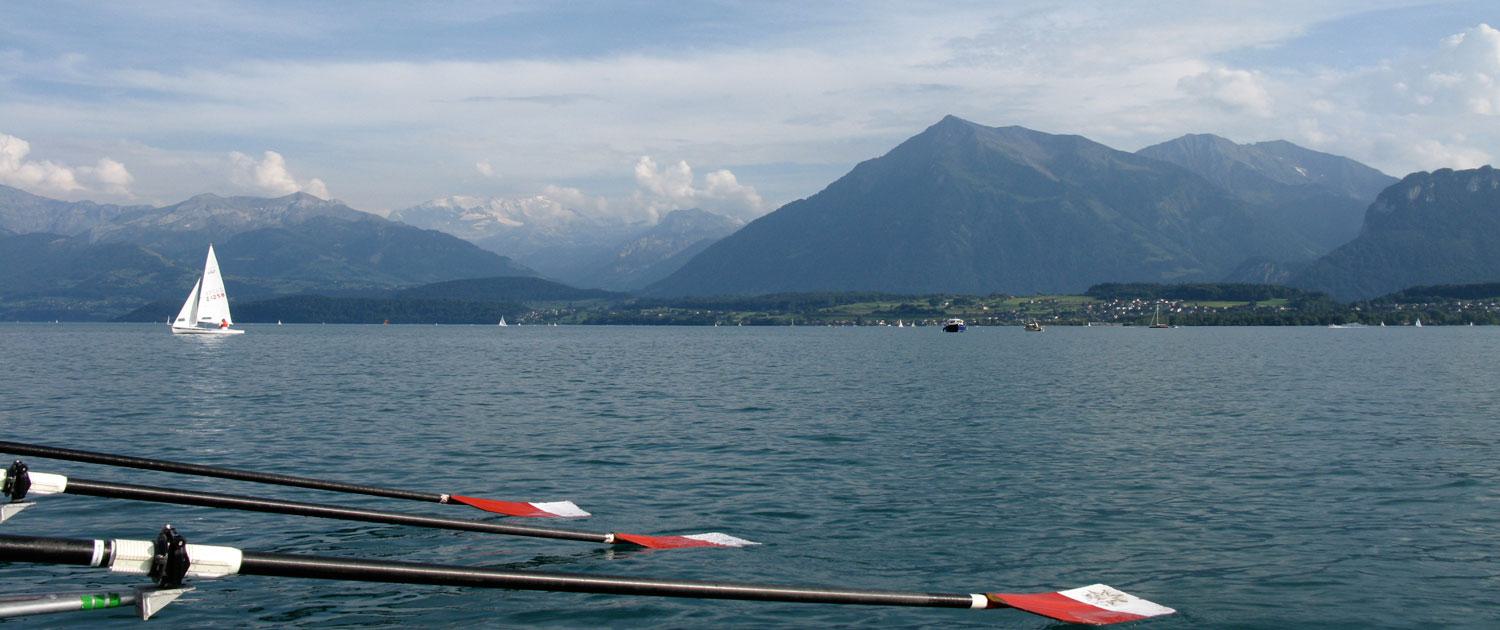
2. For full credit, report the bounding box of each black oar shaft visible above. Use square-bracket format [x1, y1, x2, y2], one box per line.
[0, 534, 983, 610]
[241, 551, 976, 607]
[0, 441, 440, 503]
[62, 478, 608, 544]
[0, 534, 99, 565]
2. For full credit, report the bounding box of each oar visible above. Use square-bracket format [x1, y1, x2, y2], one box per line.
[0, 440, 585, 518]
[0, 587, 189, 620]
[0, 464, 755, 549]
[0, 530, 1175, 625]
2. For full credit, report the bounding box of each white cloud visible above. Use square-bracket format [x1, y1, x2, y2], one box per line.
[229, 150, 329, 198]
[539, 184, 608, 215]
[1402, 138, 1492, 171]
[632, 156, 765, 221]
[430, 157, 762, 229]
[0, 131, 136, 197]
[1178, 67, 1274, 117]
[0, 133, 83, 193]
[3, 3, 1483, 207]
[1402, 23, 1500, 115]
[80, 157, 134, 195]
[702, 169, 765, 216]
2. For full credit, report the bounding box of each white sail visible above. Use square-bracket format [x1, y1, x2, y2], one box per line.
[195, 244, 233, 326]
[170, 244, 244, 335]
[173, 276, 202, 327]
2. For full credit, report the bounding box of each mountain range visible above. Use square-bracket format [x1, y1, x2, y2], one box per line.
[1291, 166, 1500, 300]
[0, 187, 535, 319]
[1137, 134, 1396, 252]
[390, 195, 637, 282]
[8, 114, 1499, 316]
[648, 116, 1338, 296]
[389, 197, 742, 289]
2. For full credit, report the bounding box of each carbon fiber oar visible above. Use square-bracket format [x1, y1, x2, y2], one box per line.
[1, 464, 754, 549]
[0, 529, 1175, 625]
[0, 440, 585, 518]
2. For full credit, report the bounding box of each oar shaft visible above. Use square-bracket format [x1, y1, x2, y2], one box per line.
[62, 477, 609, 544]
[0, 534, 98, 565]
[0, 441, 440, 503]
[240, 551, 977, 608]
[0, 591, 137, 618]
[0, 534, 984, 610]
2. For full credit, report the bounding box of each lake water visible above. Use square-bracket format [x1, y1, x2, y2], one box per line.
[0, 323, 1497, 628]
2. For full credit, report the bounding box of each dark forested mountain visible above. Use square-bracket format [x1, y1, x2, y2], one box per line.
[650, 115, 1313, 296]
[0, 231, 186, 320]
[1292, 166, 1500, 300]
[575, 208, 742, 290]
[0, 184, 148, 236]
[1137, 134, 1395, 251]
[0, 190, 537, 319]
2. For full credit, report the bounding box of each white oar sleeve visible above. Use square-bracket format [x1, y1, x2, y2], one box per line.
[109, 538, 244, 578]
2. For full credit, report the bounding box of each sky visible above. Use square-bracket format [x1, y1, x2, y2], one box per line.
[2, 1, 1498, 221]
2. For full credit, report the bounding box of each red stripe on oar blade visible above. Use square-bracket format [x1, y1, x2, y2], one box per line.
[612, 532, 758, 549]
[990, 584, 1174, 626]
[449, 495, 590, 518]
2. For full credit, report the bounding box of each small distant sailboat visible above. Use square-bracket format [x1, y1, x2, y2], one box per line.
[1149, 304, 1171, 329]
[1415, 318, 1424, 328]
[896, 320, 904, 328]
[497, 316, 508, 327]
[277, 320, 283, 326]
[170, 244, 244, 335]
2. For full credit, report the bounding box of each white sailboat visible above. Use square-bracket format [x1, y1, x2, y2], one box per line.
[170, 244, 244, 335]
[497, 316, 508, 327]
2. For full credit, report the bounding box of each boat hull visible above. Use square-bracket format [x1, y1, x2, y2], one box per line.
[942, 324, 965, 332]
[170, 325, 245, 335]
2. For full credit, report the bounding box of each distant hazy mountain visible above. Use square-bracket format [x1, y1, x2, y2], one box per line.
[575, 208, 743, 290]
[1292, 166, 1500, 300]
[0, 190, 537, 319]
[82, 192, 371, 259]
[391, 197, 743, 290]
[395, 276, 619, 302]
[391, 195, 641, 281]
[0, 184, 148, 236]
[650, 115, 1313, 296]
[1137, 134, 1395, 251]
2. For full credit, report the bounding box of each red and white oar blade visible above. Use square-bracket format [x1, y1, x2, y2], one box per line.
[989, 584, 1175, 625]
[449, 495, 590, 518]
[612, 532, 758, 549]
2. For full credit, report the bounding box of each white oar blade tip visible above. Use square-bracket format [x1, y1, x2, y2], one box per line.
[530, 501, 591, 518]
[612, 531, 758, 549]
[684, 532, 759, 547]
[990, 583, 1174, 625]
